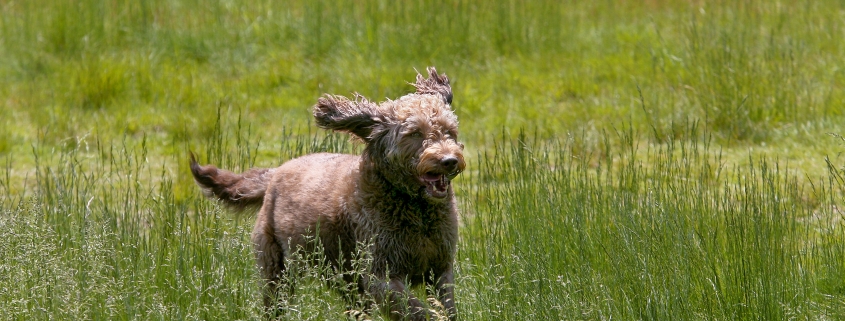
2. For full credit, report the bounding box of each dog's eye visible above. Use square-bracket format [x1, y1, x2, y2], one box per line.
[410, 132, 423, 138]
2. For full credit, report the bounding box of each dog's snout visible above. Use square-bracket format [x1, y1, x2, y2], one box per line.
[441, 156, 458, 169]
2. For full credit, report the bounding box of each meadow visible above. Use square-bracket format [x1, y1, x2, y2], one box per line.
[1, 0, 845, 320]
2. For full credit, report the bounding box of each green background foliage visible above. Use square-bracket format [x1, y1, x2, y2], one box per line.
[1, 0, 844, 320]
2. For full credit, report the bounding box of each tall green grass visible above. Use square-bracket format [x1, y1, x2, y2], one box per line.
[2, 0, 845, 320]
[0, 113, 359, 320]
[1, 129, 259, 320]
[459, 127, 845, 320]
[2, 119, 844, 320]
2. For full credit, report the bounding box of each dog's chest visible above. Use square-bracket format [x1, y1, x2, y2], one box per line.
[397, 212, 456, 270]
[408, 224, 445, 249]
[387, 225, 452, 274]
[355, 196, 457, 274]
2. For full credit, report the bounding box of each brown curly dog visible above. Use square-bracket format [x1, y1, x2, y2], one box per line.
[190, 67, 464, 320]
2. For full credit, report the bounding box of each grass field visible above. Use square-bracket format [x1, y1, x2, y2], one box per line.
[2, 0, 845, 320]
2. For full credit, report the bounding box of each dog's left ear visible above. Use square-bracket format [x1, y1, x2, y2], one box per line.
[413, 67, 452, 105]
[313, 94, 384, 141]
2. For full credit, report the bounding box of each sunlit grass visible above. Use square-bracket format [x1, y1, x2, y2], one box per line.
[3, 122, 843, 320]
[459, 128, 845, 320]
[2, 0, 845, 320]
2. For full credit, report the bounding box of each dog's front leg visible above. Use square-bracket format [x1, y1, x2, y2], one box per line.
[364, 276, 428, 320]
[429, 266, 457, 320]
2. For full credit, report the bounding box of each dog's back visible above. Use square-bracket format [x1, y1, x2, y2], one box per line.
[190, 153, 360, 214]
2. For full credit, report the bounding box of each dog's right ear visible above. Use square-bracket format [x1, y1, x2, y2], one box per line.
[313, 94, 383, 141]
[413, 67, 452, 105]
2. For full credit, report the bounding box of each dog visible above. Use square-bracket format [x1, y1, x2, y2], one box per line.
[190, 67, 464, 320]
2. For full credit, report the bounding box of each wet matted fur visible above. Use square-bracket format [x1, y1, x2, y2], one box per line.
[190, 67, 465, 320]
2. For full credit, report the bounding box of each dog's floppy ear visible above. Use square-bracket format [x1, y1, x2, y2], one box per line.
[314, 94, 383, 141]
[412, 66, 452, 105]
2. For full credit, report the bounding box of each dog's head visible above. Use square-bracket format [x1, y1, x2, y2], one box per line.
[313, 67, 465, 200]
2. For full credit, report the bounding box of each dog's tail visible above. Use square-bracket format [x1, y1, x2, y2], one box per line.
[189, 153, 273, 212]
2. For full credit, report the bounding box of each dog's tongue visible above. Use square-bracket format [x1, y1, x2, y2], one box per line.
[422, 173, 449, 198]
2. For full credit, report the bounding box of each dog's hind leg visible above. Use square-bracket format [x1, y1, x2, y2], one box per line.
[252, 222, 285, 312]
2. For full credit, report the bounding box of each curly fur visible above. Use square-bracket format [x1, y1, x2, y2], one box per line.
[191, 67, 464, 320]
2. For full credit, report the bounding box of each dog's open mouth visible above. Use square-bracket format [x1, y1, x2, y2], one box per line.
[420, 172, 451, 198]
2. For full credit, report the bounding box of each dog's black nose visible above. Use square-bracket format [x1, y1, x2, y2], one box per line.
[441, 156, 458, 169]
